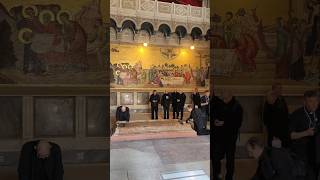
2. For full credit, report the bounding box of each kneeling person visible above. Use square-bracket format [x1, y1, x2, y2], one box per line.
[186, 105, 209, 135]
[116, 106, 130, 122]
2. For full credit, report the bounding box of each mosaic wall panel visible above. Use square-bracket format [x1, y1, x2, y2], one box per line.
[137, 92, 149, 105]
[86, 97, 108, 137]
[34, 97, 75, 137]
[0, 97, 22, 139]
[120, 92, 134, 105]
[110, 92, 117, 106]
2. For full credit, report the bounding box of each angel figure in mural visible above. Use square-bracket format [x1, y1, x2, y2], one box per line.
[33, 9, 65, 72]
[75, 0, 107, 67]
[274, 17, 289, 78]
[222, 12, 235, 48]
[18, 28, 44, 74]
[232, 8, 258, 72]
[287, 18, 305, 81]
[57, 11, 88, 71]
[209, 14, 226, 48]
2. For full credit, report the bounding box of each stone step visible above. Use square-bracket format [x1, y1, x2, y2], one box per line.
[112, 112, 192, 121]
[115, 122, 195, 135]
[232, 71, 275, 78]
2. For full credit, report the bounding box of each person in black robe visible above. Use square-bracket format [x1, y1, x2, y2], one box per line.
[161, 90, 171, 119]
[186, 105, 209, 135]
[289, 90, 320, 180]
[246, 137, 304, 180]
[149, 90, 160, 120]
[116, 106, 130, 122]
[171, 89, 180, 119]
[18, 140, 63, 180]
[212, 90, 243, 180]
[201, 90, 210, 120]
[192, 88, 201, 108]
[263, 83, 290, 148]
[178, 91, 186, 120]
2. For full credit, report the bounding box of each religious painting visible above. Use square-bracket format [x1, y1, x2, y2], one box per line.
[110, 44, 210, 88]
[0, 0, 108, 84]
[210, 0, 320, 85]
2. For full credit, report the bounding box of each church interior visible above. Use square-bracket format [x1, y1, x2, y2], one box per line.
[0, 0, 319, 180]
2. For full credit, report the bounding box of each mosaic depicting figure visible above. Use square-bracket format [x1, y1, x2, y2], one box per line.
[0, 0, 107, 84]
[211, 5, 319, 85]
[111, 62, 209, 88]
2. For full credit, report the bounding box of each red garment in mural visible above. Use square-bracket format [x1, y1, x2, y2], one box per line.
[158, 0, 202, 7]
[233, 34, 258, 71]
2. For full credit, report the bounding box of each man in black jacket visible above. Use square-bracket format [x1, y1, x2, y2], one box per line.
[178, 91, 186, 120]
[192, 88, 201, 108]
[18, 140, 64, 180]
[171, 89, 180, 119]
[246, 137, 303, 180]
[150, 90, 160, 119]
[201, 90, 210, 120]
[212, 90, 243, 180]
[116, 106, 130, 122]
[161, 90, 171, 119]
[289, 90, 320, 180]
[263, 83, 289, 148]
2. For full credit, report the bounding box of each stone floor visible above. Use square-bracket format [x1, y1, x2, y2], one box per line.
[111, 136, 257, 180]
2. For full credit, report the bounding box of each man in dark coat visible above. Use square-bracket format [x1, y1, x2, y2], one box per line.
[161, 90, 171, 119]
[177, 91, 186, 120]
[212, 90, 243, 180]
[186, 105, 209, 135]
[171, 89, 180, 119]
[246, 137, 304, 180]
[149, 90, 160, 119]
[263, 83, 290, 148]
[289, 90, 320, 180]
[201, 90, 210, 120]
[192, 87, 201, 108]
[116, 106, 130, 122]
[18, 140, 64, 180]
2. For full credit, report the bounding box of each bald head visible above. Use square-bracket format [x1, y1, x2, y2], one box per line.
[222, 89, 233, 103]
[36, 140, 51, 159]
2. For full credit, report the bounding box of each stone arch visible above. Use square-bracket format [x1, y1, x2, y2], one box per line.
[158, 24, 172, 37]
[120, 18, 137, 30]
[190, 27, 203, 40]
[140, 22, 154, 35]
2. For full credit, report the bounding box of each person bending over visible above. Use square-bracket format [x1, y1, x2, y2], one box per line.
[186, 105, 209, 135]
[18, 140, 63, 180]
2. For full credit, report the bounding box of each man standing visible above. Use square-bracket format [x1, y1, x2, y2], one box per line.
[149, 90, 160, 120]
[263, 83, 289, 148]
[192, 88, 201, 108]
[201, 90, 210, 119]
[178, 91, 186, 121]
[161, 90, 171, 119]
[212, 90, 243, 180]
[171, 89, 180, 119]
[18, 140, 64, 180]
[289, 90, 320, 180]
